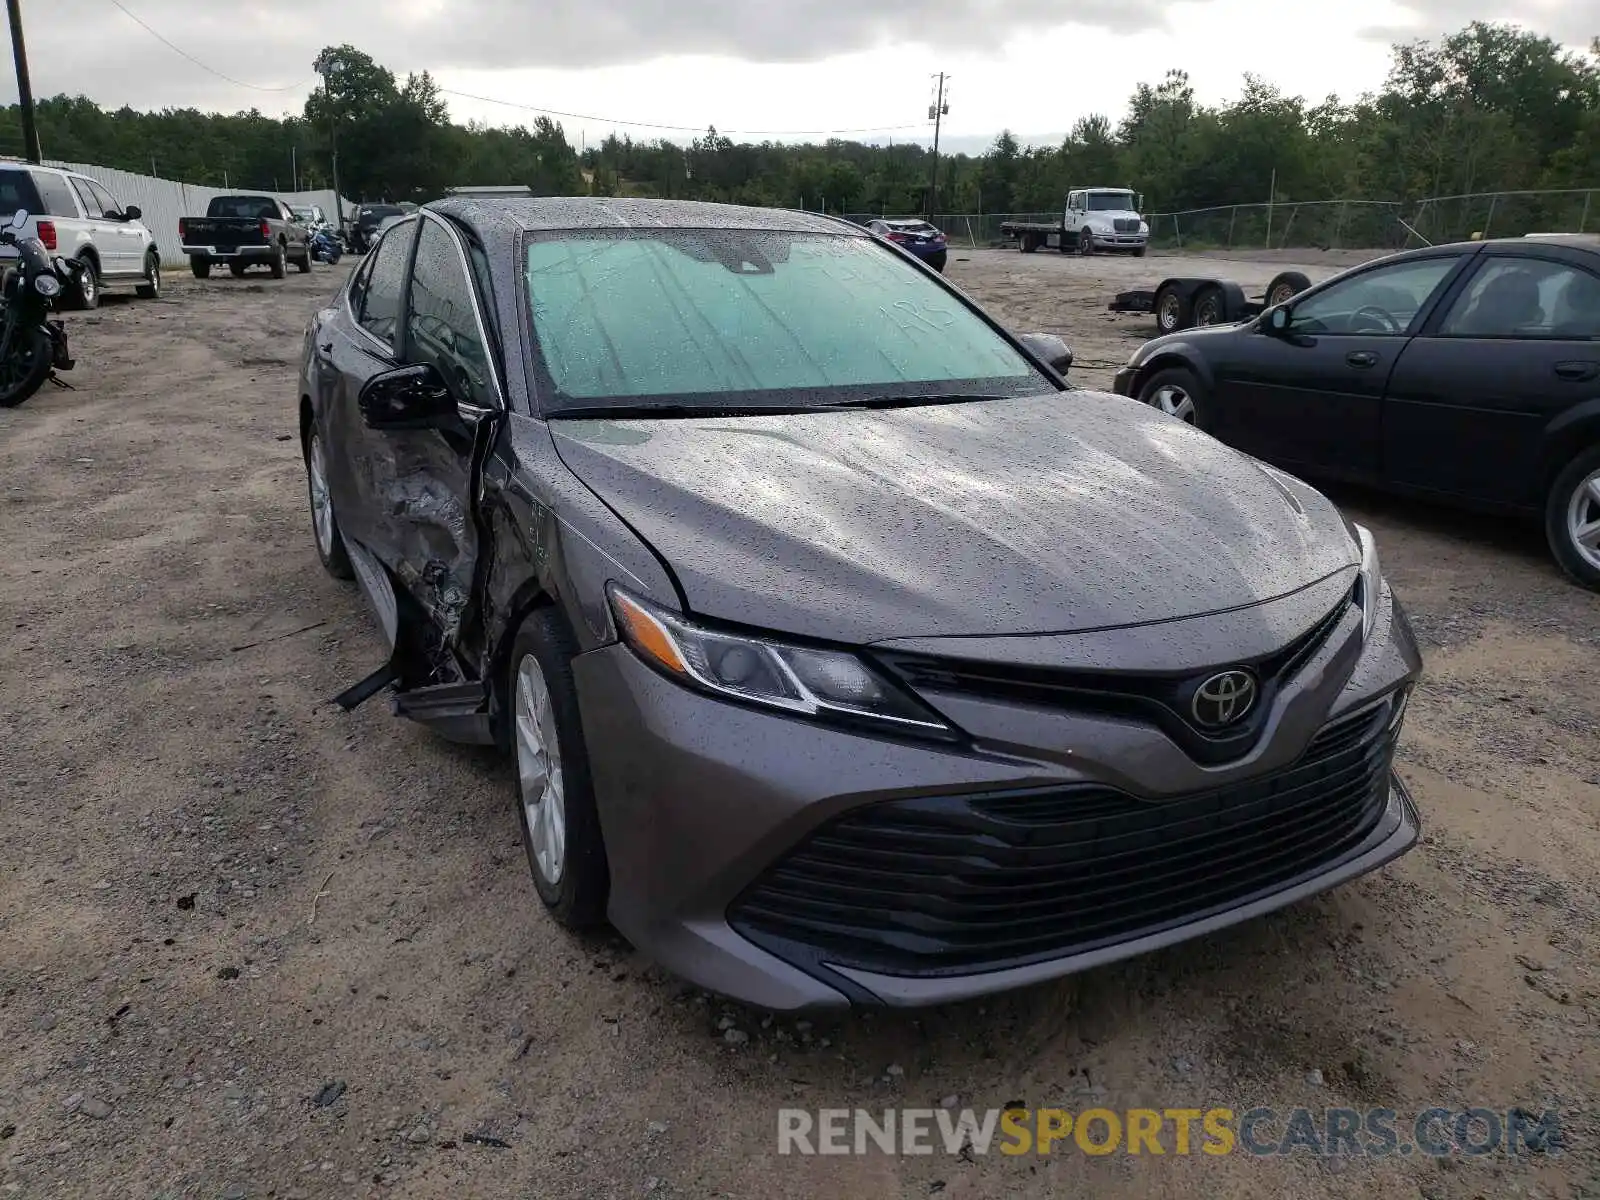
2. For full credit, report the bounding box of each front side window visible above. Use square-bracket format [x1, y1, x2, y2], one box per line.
[405, 218, 492, 406]
[1287, 257, 1461, 336]
[357, 221, 414, 346]
[87, 180, 121, 217]
[1438, 258, 1600, 339]
[70, 178, 103, 218]
[524, 229, 1049, 410]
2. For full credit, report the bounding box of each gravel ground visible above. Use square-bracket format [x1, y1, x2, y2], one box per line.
[0, 249, 1596, 1200]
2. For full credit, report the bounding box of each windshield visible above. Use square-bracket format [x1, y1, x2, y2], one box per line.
[524, 229, 1050, 412]
[1085, 192, 1136, 212]
[208, 196, 276, 219]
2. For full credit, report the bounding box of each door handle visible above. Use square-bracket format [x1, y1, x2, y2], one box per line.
[1554, 361, 1600, 382]
[1346, 351, 1379, 368]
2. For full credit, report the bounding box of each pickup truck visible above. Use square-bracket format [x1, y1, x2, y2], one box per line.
[179, 195, 313, 279]
[1001, 187, 1150, 256]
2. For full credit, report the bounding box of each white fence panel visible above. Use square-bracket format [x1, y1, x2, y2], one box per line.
[43, 158, 351, 262]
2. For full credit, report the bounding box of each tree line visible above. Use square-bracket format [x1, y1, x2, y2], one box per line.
[1, 23, 1595, 238]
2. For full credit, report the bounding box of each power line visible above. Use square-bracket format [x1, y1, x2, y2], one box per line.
[104, 0, 310, 93]
[436, 85, 923, 139]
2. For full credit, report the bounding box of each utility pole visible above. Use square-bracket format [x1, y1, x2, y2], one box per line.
[6, 0, 41, 163]
[313, 51, 347, 227]
[924, 72, 949, 221]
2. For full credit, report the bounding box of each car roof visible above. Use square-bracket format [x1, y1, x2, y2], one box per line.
[428, 196, 858, 237]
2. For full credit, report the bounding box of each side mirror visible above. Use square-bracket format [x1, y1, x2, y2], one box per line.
[1265, 306, 1291, 334]
[358, 362, 458, 430]
[123, 205, 142, 221]
[1019, 332, 1074, 375]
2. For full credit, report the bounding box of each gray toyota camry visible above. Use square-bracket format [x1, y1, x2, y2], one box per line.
[298, 197, 1422, 1011]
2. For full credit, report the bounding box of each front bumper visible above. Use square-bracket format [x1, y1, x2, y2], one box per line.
[572, 585, 1422, 1011]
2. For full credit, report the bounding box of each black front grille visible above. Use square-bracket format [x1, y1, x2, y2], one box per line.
[1113, 218, 1140, 232]
[878, 590, 1353, 766]
[729, 697, 1397, 979]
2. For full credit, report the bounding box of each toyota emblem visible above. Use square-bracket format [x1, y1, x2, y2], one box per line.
[1191, 670, 1258, 728]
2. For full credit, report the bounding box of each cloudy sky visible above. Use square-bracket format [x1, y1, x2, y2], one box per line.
[15, 0, 1598, 152]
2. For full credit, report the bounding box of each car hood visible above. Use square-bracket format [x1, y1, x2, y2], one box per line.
[550, 391, 1359, 644]
[1136, 323, 1243, 361]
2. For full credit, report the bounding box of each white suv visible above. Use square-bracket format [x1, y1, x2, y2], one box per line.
[0, 161, 161, 308]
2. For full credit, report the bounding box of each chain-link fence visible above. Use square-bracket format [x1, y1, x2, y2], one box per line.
[845, 189, 1599, 252]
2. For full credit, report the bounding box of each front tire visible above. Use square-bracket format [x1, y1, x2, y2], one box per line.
[136, 252, 161, 299]
[304, 429, 354, 580]
[1546, 446, 1600, 590]
[1077, 228, 1095, 256]
[1137, 365, 1206, 428]
[508, 608, 609, 928]
[0, 324, 53, 408]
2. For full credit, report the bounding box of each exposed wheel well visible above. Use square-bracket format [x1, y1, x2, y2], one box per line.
[1132, 353, 1202, 396]
[1543, 420, 1600, 491]
[485, 583, 559, 748]
[75, 245, 100, 272]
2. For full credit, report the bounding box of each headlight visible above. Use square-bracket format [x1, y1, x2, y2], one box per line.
[1139, 221, 1149, 234]
[607, 584, 951, 735]
[1354, 524, 1381, 641]
[33, 273, 60, 297]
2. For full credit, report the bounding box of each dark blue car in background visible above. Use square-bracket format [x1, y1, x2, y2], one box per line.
[867, 218, 948, 272]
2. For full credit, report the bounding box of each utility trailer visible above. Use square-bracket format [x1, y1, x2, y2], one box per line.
[1108, 269, 1314, 334]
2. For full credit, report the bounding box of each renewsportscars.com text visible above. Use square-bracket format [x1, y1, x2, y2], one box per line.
[777, 1106, 1563, 1158]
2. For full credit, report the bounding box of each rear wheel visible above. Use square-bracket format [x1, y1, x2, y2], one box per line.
[304, 429, 354, 580]
[0, 324, 53, 408]
[1192, 285, 1226, 327]
[71, 260, 99, 310]
[1137, 365, 1206, 428]
[190, 257, 211, 279]
[1155, 285, 1190, 334]
[1265, 270, 1312, 309]
[508, 607, 609, 927]
[1020, 233, 1037, 254]
[295, 244, 312, 274]
[136, 252, 161, 299]
[1546, 446, 1600, 590]
[270, 243, 287, 279]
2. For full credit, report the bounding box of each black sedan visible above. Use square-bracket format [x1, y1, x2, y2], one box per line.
[1113, 235, 1600, 589]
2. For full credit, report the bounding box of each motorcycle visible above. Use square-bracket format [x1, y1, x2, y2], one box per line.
[0, 208, 77, 409]
[309, 227, 343, 265]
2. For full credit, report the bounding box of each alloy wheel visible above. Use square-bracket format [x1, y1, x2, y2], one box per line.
[1567, 467, 1600, 572]
[1150, 383, 1197, 423]
[308, 433, 334, 558]
[515, 655, 567, 886]
[1157, 292, 1181, 332]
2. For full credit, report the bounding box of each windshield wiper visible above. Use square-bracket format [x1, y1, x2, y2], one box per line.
[825, 393, 1014, 410]
[550, 403, 810, 419]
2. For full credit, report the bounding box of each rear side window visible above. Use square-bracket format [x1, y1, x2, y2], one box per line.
[1438, 258, 1600, 339]
[0, 169, 43, 215]
[28, 171, 78, 217]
